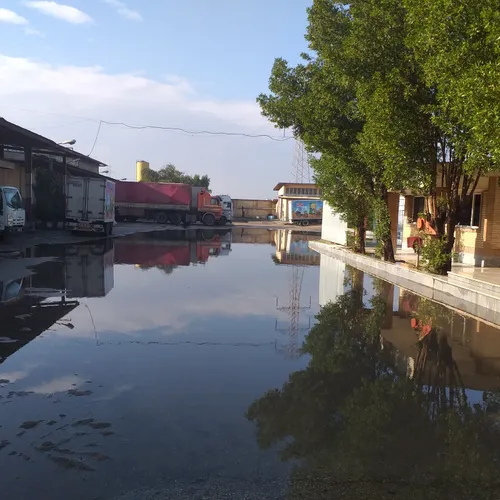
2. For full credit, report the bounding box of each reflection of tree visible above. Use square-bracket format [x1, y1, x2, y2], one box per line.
[247, 280, 500, 499]
[138, 264, 177, 275]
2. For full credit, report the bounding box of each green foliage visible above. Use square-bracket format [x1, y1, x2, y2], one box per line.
[34, 167, 65, 224]
[420, 237, 450, 274]
[141, 163, 210, 189]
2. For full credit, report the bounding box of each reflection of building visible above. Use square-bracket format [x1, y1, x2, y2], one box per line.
[232, 228, 275, 245]
[318, 254, 347, 307]
[114, 229, 232, 269]
[382, 286, 500, 391]
[0, 240, 115, 365]
[273, 230, 321, 266]
[273, 230, 319, 359]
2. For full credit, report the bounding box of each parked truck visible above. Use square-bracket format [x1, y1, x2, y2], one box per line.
[0, 186, 25, 240]
[115, 181, 225, 226]
[217, 195, 234, 224]
[65, 176, 116, 236]
[288, 199, 323, 226]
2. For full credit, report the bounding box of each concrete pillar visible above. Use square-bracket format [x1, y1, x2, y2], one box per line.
[24, 145, 34, 229]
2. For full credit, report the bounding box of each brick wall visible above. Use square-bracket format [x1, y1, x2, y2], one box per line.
[401, 176, 500, 265]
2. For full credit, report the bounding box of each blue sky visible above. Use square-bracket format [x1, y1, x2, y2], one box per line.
[0, 1, 312, 196]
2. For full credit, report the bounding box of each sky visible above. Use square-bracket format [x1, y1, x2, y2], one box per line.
[0, 0, 312, 198]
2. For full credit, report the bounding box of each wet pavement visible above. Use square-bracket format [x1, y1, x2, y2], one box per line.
[1, 229, 500, 499]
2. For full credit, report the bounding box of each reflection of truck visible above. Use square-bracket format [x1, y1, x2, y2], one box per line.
[65, 177, 116, 236]
[217, 195, 233, 224]
[288, 199, 323, 226]
[115, 182, 225, 226]
[114, 230, 231, 269]
[0, 186, 25, 240]
[64, 241, 114, 298]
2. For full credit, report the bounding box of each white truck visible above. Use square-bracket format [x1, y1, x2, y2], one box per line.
[0, 186, 25, 241]
[66, 176, 116, 236]
[217, 195, 233, 224]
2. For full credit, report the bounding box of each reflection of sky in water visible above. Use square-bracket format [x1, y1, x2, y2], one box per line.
[2, 234, 500, 499]
[0, 239, 319, 500]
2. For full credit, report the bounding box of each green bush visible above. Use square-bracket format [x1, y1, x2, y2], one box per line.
[346, 230, 356, 249]
[420, 237, 450, 274]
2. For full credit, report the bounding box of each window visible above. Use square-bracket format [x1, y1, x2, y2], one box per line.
[210, 198, 219, 205]
[4, 188, 23, 209]
[0, 189, 3, 214]
[458, 194, 482, 227]
[412, 197, 425, 222]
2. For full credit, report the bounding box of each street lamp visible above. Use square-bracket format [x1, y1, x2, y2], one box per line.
[58, 139, 76, 146]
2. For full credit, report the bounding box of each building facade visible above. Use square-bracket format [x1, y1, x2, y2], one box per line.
[401, 173, 500, 266]
[273, 182, 322, 222]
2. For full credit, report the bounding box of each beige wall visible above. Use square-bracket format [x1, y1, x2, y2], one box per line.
[233, 199, 276, 219]
[0, 161, 25, 194]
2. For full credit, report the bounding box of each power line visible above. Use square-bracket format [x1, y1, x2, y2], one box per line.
[87, 121, 102, 156]
[85, 119, 292, 156]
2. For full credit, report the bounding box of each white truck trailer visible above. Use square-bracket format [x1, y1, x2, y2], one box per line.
[65, 176, 115, 236]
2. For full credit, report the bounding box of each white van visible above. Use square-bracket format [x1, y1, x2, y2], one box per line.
[0, 186, 25, 240]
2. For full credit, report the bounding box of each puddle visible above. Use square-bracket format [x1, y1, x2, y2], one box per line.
[2, 229, 498, 499]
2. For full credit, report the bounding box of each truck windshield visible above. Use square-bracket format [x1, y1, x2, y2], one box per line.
[4, 188, 23, 209]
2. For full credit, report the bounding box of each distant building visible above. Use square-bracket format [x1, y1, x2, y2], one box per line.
[273, 182, 321, 222]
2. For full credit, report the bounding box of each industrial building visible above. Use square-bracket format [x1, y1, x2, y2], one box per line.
[0, 117, 106, 225]
[273, 182, 321, 222]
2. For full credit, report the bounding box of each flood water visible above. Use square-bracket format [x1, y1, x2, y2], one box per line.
[1, 228, 500, 499]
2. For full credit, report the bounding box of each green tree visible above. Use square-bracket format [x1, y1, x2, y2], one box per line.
[258, 1, 432, 262]
[141, 163, 210, 189]
[401, 0, 500, 273]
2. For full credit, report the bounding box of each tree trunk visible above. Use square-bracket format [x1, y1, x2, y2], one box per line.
[383, 237, 395, 263]
[373, 189, 396, 263]
[356, 217, 366, 254]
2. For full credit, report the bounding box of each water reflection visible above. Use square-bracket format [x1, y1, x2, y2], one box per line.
[248, 259, 500, 499]
[0, 228, 322, 500]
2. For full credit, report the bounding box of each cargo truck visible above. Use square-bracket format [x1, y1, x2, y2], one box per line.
[115, 181, 224, 226]
[288, 199, 323, 226]
[217, 195, 233, 224]
[0, 186, 25, 240]
[65, 176, 116, 236]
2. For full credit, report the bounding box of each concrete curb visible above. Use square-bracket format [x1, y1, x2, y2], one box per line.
[309, 241, 500, 326]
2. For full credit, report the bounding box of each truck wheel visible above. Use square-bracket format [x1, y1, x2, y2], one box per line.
[301, 220, 310, 227]
[202, 213, 216, 226]
[155, 212, 168, 224]
[218, 216, 227, 226]
[169, 213, 182, 225]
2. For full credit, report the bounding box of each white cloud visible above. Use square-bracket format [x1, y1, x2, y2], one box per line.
[24, 27, 44, 36]
[0, 54, 293, 198]
[24, 374, 84, 394]
[103, 0, 142, 21]
[25, 1, 93, 24]
[0, 8, 29, 25]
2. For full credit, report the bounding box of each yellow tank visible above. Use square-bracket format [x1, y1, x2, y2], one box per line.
[136, 160, 149, 182]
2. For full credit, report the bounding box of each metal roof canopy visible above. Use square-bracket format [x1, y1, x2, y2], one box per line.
[273, 182, 318, 191]
[0, 117, 106, 167]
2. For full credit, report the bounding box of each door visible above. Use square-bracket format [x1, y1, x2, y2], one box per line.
[66, 177, 86, 221]
[87, 179, 106, 222]
[0, 188, 4, 230]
